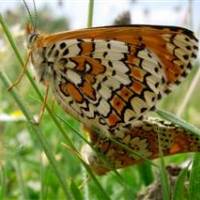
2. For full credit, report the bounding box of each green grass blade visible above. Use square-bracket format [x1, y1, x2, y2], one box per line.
[189, 153, 200, 200]
[137, 161, 154, 186]
[159, 157, 170, 200]
[14, 155, 29, 200]
[0, 166, 6, 200]
[70, 179, 83, 200]
[173, 167, 188, 200]
[157, 130, 170, 200]
[87, 0, 94, 28]
[78, 160, 111, 200]
[0, 72, 72, 199]
[40, 160, 49, 200]
[81, 166, 89, 200]
[157, 109, 200, 136]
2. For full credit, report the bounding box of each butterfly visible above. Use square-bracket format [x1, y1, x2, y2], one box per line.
[28, 25, 198, 138]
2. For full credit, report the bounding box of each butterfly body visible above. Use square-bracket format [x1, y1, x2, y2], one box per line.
[28, 25, 198, 136]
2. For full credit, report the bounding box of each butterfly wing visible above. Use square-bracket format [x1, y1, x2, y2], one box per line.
[36, 25, 198, 135]
[50, 39, 166, 134]
[81, 117, 200, 175]
[42, 25, 198, 87]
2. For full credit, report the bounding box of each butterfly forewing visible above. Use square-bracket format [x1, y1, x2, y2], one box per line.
[30, 25, 199, 135]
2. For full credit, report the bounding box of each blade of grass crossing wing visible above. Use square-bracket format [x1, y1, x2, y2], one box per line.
[189, 153, 200, 200]
[137, 161, 154, 186]
[157, 129, 170, 200]
[173, 167, 188, 200]
[157, 109, 200, 137]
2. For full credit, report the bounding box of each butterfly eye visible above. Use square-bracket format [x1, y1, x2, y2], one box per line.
[27, 32, 39, 48]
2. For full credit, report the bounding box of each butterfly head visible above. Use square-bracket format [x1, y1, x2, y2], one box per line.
[23, 2, 51, 85]
[26, 24, 39, 49]
[25, 24, 49, 84]
[27, 32, 40, 49]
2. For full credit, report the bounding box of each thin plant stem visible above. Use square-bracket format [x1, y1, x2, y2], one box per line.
[177, 65, 200, 117]
[188, 0, 193, 28]
[157, 109, 200, 137]
[189, 153, 200, 200]
[0, 72, 72, 199]
[157, 130, 170, 200]
[0, 166, 6, 200]
[81, 165, 89, 200]
[15, 154, 29, 200]
[176, 0, 197, 117]
[87, 0, 94, 28]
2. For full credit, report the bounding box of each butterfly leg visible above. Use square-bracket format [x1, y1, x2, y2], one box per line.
[8, 51, 31, 91]
[34, 84, 49, 124]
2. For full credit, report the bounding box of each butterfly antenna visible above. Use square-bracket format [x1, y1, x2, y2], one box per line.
[32, 0, 38, 31]
[22, 0, 35, 31]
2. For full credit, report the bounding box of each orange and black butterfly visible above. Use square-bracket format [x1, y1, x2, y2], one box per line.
[28, 25, 198, 134]
[25, 3, 199, 174]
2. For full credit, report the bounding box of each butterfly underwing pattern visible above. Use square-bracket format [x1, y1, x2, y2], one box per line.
[81, 117, 200, 175]
[28, 25, 198, 138]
